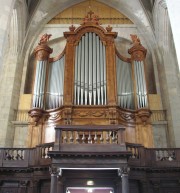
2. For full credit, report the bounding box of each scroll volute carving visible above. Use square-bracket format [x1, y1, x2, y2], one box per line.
[28, 108, 45, 126]
[128, 34, 147, 61]
[136, 108, 152, 125]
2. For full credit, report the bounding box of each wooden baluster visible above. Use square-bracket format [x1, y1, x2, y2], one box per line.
[88, 131, 92, 144]
[42, 147, 46, 158]
[131, 147, 135, 158]
[21, 149, 24, 160]
[112, 131, 116, 144]
[16, 149, 19, 160]
[106, 131, 110, 144]
[76, 131, 80, 144]
[82, 132, 86, 143]
[63, 131, 68, 143]
[45, 147, 48, 158]
[100, 132, 104, 143]
[94, 131, 98, 144]
[69, 131, 74, 143]
[11, 150, 14, 160]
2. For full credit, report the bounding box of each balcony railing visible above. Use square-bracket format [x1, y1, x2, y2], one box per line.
[126, 143, 180, 168]
[0, 143, 54, 168]
[0, 140, 180, 169]
[54, 125, 126, 153]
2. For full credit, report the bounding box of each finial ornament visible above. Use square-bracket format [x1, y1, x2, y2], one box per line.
[39, 33, 52, 45]
[81, 10, 100, 25]
[128, 34, 147, 61]
[106, 25, 112, 32]
[69, 25, 76, 32]
[130, 34, 141, 46]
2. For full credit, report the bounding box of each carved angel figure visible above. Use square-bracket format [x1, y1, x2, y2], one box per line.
[39, 33, 52, 45]
[130, 34, 141, 45]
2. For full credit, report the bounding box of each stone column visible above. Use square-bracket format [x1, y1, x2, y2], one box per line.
[140, 180, 148, 193]
[118, 167, 130, 193]
[57, 168, 63, 193]
[50, 167, 62, 193]
[18, 180, 29, 193]
[29, 180, 39, 193]
[151, 180, 160, 193]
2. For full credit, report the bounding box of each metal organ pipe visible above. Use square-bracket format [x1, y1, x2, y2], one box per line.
[134, 61, 148, 108]
[74, 32, 107, 105]
[92, 33, 97, 105]
[32, 60, 47, 108]
[116, 56, 134, 109]
[46, 56, 65, 109]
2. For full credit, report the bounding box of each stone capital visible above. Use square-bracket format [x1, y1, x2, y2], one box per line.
[118, 167, 130, 177]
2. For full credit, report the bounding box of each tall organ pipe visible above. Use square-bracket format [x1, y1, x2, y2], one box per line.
[128, 35, 148, 109]
[116, 56, 134, 109]
[74, 32, 107, 105]
[33, 44, 52, 109]
[134, 61, 148, 108]
[46, 56, 65, 109]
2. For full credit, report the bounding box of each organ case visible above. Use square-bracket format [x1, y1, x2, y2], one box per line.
[28, 12, 153, 147]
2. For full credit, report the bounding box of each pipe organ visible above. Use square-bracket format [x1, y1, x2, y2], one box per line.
[29, 12, 153, 148]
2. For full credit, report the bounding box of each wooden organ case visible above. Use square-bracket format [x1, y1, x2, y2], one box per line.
[29, 12, 154, 148]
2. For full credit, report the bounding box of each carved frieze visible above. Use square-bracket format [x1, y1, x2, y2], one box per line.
[73, 109, 108, 118]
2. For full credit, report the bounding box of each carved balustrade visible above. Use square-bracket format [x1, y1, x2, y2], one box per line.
[1, 142, 180, 169]
[36, 142, 54, 165]
[127, 144, 180, 168]
[54, 125, 126, 153]
[0, 143, 53, 168]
